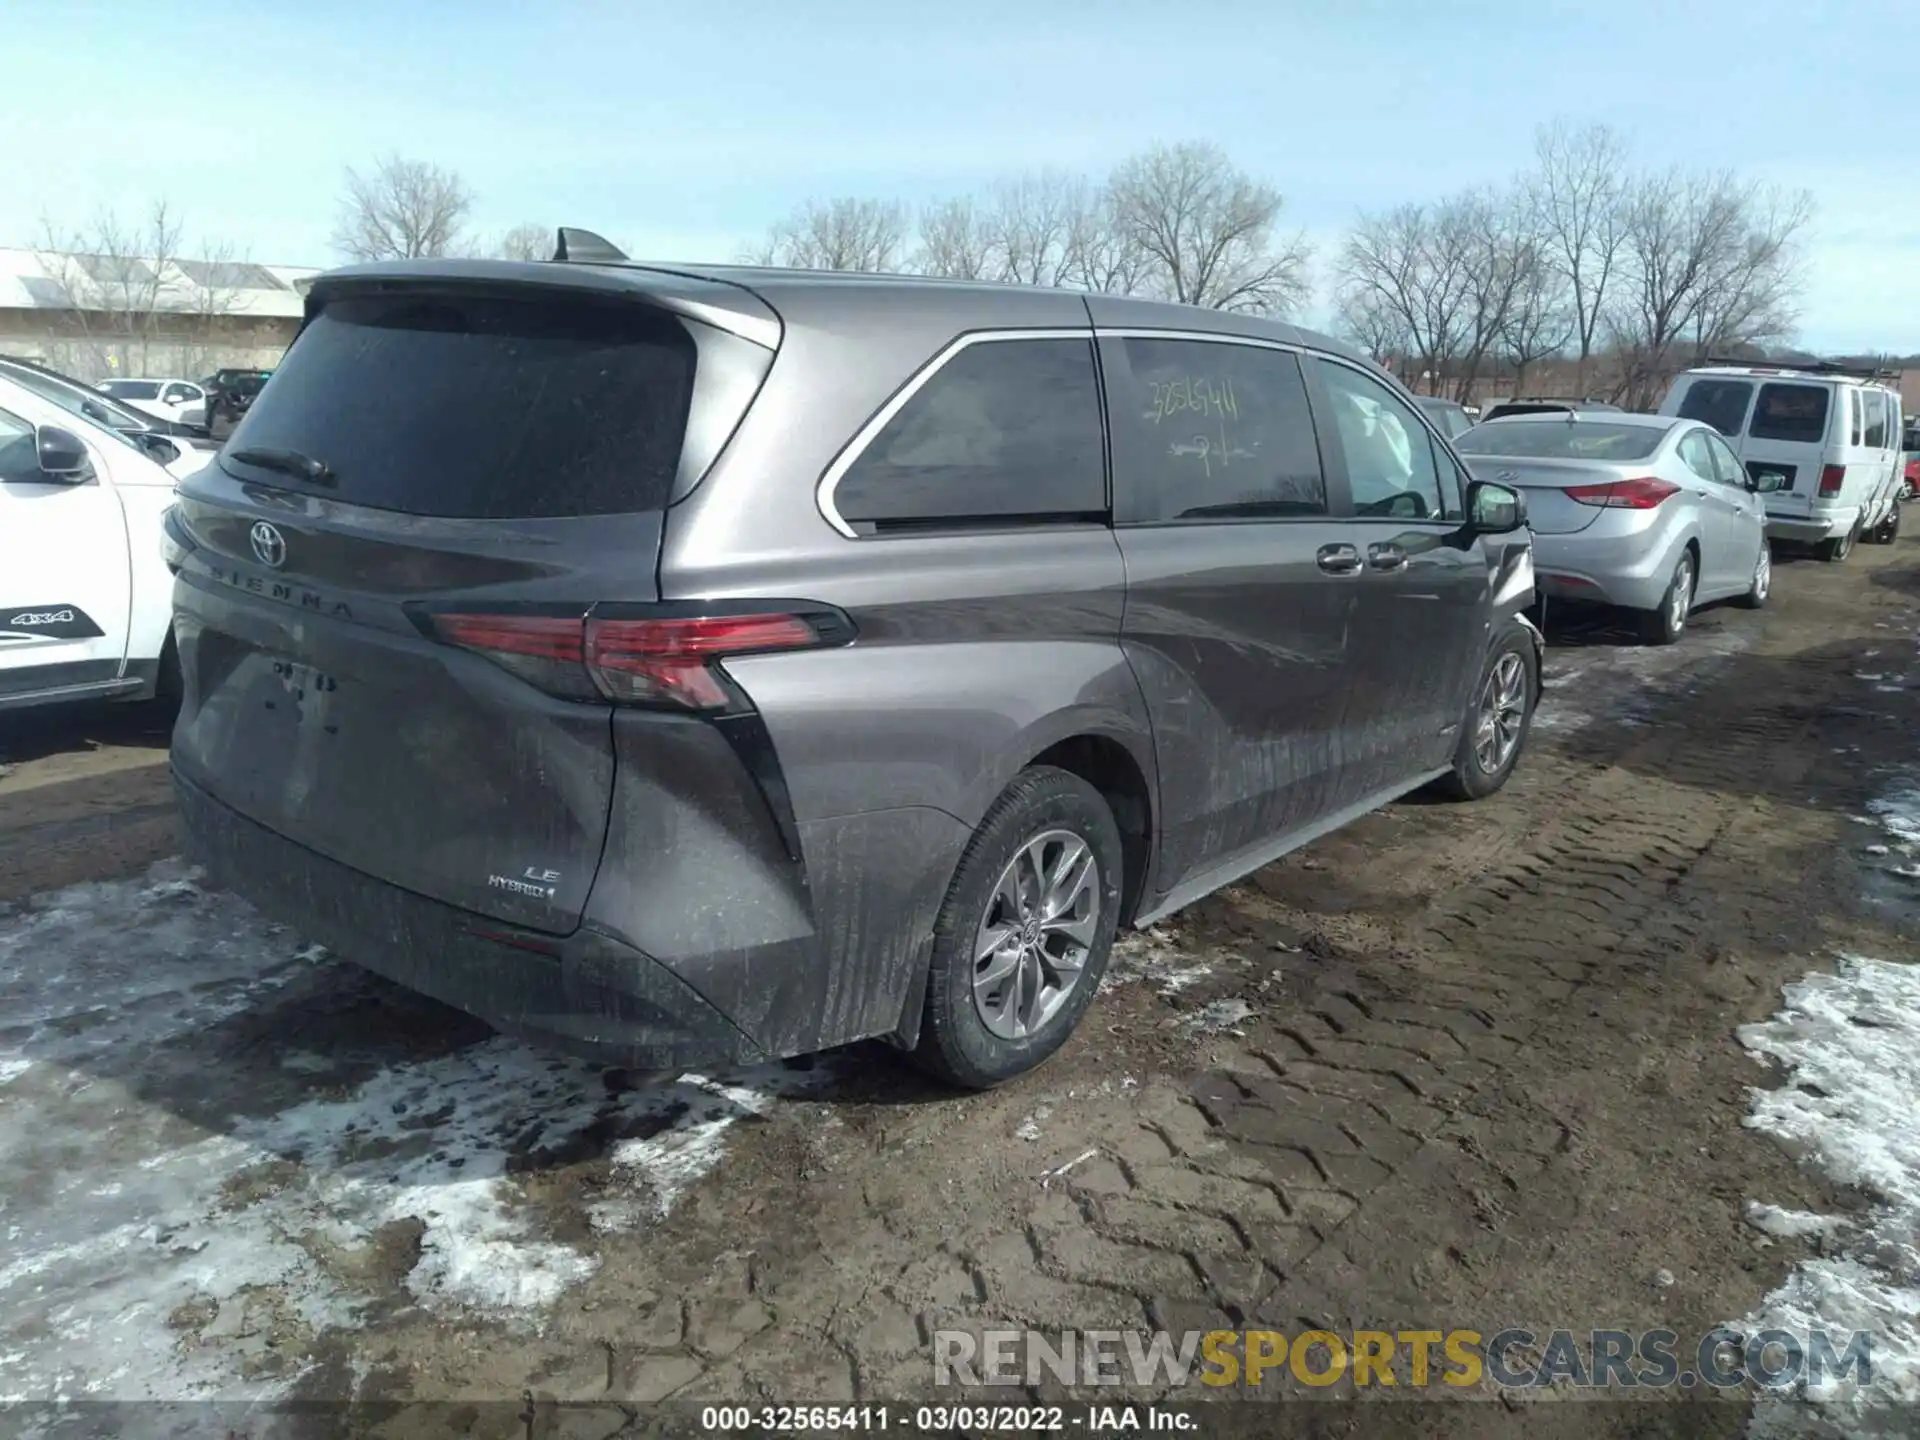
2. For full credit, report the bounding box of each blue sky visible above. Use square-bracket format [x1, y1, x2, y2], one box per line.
[6, 0, 1918, 350]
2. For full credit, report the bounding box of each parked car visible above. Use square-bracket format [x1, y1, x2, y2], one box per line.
[1455, 411, 1779, 644]
[0, 357, 216, 479]
[1416, 395, 1474, 440]
[1660, 361, 1905, 558]
[1902, 418, 1918, 501]
[0, 372, 181, 712]
[166, 242, 1540, 1089]
[98, 376, 209, 428]
[200, 368, 272, 436]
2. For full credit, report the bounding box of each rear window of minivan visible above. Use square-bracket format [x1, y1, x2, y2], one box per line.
[1748, 384, 1830, 445]
[1676, 379, 1752, 437]
[224, 290, 696, 518]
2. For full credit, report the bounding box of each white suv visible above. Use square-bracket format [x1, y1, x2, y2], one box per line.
[0, 373, 180, 712]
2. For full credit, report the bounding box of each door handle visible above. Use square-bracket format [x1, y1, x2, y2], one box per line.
[1316, 543, 1362, 575]
[1367, 542, 1408, 572]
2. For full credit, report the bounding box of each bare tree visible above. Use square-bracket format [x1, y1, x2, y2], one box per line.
[35, 201, 245, 377]
[1605, 168, 1812, 407]
[493, 223, 552, 261]
[977, 170, 1090, 287]
[1525, 120, 1629, 393]
[915, 197, 994, 279]
[747, 197, 908, 272]
[1107, 141, 1311, 314]
[1499, 241, 1574, 397]
[332, 156, 474, 262]
[1335, 286, 1414, 381]
[1336, 201, 1475, 393]
[1060, 186, 1149, 296]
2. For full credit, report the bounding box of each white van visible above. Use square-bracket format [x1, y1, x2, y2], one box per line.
[1, 371, 180, 712]
[1659, 363, 1904, 560]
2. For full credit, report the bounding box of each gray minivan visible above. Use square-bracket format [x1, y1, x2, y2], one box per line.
[164, 232, 1541, 1089]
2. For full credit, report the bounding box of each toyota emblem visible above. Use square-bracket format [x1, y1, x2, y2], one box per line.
[249, 520, 287, 569]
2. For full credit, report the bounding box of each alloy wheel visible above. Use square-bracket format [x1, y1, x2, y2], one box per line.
[1669, 557, 1693, 635]
[1473, 651, 1528, 775]
[971, 829, 1100, 1041]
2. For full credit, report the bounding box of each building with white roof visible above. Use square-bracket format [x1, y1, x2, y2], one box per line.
[0, 246, 321, 381]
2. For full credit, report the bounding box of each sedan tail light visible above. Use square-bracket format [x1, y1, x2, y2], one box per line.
[1818, 465, 1845, 498]
[424, 605, 854, 711]
[1563, 477, 1681, 509]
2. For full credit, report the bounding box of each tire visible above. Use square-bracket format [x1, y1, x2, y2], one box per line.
[1819, 524, 1858, 562]
[1432, 623, 1538, 802]
[1869, 503, 1901, 546]
[1637, 550, 1696, 645]
[1902, 478, 1917, 502]
[912, 766, 1124, 1090]
[1735, 539, 1772, 609]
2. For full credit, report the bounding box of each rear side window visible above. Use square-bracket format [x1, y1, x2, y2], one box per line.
[1863, 389, 1889, 449]
[225, 291, 697, 518]
[1676, 379, 1752, 437]
[1111, 338, 1326, 522]
[833, 337, 1105, 531]
[1750, 384, 1830, 444]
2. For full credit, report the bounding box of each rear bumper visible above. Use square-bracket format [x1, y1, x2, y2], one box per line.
[1766, 510, 1855, 544]
[1528, 522, 1686, 612]
[173, 768, 766, 1071]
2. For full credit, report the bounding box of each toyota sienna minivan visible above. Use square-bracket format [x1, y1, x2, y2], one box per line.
[165, 230, 1540, 1089]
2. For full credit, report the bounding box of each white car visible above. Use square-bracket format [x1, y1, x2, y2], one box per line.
[98, 376, 208, 428]
[1, 372, 180, 712]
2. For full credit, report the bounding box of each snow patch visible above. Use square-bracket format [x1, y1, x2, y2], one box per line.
[1736, 955, 1920, 1435]
[1182, 998, 1255, 1035]
[0, 863, 820, 1401]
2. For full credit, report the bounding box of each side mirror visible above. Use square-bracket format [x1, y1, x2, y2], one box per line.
[136, 434, 181, 467]
[1467, 480, 1526, 534]
[36, 425, 91, 480]
[1749, 469, 1788, 495]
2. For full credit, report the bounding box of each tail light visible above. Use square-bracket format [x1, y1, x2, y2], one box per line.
[1563, 477, 1680, 509]
[1818, 465, 1845, 498]
[422, 605, 853, 711]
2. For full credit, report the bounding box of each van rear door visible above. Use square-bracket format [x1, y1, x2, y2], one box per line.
[1737, 380, 1836, 524]
[168, 276, 776, 934]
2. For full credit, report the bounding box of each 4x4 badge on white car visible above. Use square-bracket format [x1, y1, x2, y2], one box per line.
[250, 521, 287, 569]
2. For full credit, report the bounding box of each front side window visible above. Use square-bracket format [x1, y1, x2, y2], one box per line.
[1110, 337, 1326, 523]
[0, 407, 38, 484]
[101, 380, 160, 401]
[834, 337, 1106, 532]
[1675, 378, 1753, 437]
[1749, 384, 1831, 445]
[1314, 359, 1446, 520]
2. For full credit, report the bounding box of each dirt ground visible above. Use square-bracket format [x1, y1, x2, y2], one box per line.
[3, 535, 1918, 1439]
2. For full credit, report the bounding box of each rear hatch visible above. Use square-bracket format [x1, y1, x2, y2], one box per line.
[1733, 380, 1834, 519]
[168, 275, 774, 934]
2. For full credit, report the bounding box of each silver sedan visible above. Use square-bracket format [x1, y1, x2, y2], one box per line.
[1454, 412, 1785, 644]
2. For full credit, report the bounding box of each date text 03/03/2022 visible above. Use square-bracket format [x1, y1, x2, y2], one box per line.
[699, 1405, 1194, 1432]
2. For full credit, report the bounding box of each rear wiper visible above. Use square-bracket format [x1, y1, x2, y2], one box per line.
[228, 447, 336, 487]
